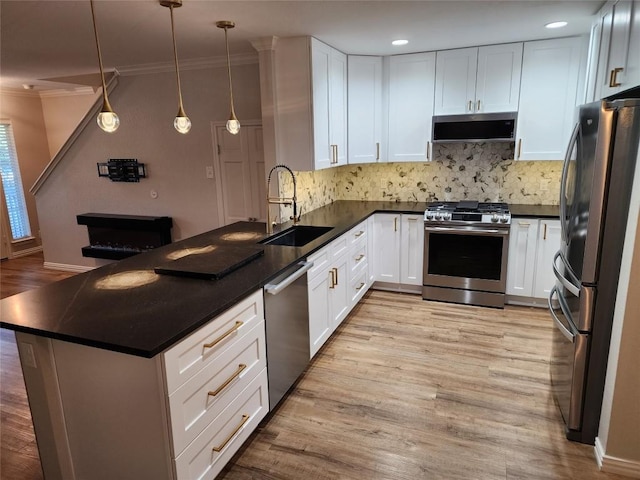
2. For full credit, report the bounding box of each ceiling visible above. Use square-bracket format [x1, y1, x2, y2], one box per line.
[0, 0, 603, 92]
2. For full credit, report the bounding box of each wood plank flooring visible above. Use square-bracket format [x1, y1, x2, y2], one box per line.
[0, 254, 625, 479]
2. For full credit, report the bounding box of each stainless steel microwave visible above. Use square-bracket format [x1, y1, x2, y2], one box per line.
[432, 112, 517, 143]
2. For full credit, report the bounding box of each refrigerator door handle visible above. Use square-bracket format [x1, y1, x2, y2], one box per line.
[552, 251, 580, 297]
[549, 286, 576, 342]
[560, 122, 580, 244]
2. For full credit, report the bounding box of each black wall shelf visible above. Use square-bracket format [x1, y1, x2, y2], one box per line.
[77, 213, 172, 260]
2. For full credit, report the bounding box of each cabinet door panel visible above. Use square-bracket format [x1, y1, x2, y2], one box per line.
[434, 47, 478, 115]
[348, 56, 383, 164]
[516, 37, 583, 161]
[533, 220, 561, 299]
[308, 271, 331, 358]
[400, 215, 425, 285]
[373, 214, 401, 282]
[311, 39, 332, 170]
[330, 49, 348, 166]
[388, 52, 436, 162]
[506, 219, 539, 296]
[476, 43, 523, 113]
[330, 256, 350, 330]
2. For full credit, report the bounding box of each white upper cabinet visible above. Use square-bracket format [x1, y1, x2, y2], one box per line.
[515, 37, 584, 161]
[587, 0, 639, 101]
[274, 37, 347, 171]
[434, 43, 523, 115]
[348, 56, 383, 164]
[387, 52, 437, 162]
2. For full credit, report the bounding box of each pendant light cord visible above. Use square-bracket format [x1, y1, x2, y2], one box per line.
[223, 27, 237, 119]
[169, 6, 186, 115]
[89, 0, 110, 108]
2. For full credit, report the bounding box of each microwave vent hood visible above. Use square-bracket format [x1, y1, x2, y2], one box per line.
[432, 112, 517, 143]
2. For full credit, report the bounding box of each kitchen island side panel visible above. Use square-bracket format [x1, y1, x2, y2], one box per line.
[17, 332, 174, 480]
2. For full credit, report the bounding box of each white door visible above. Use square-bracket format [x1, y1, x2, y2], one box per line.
[595, 1, 633, 98]
[475, 43, 523, 113]
[373, 214, 401, 283]
[388, 52, 437, 162]
[214, 124, 265, 225]
[533, 219, 561, 299]
[348, 56, 383, 164]
[516, 37, 583, 161]
[400, 214, 424, 285]
[506, 218, 539, 296]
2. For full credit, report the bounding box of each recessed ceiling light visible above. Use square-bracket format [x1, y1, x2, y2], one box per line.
[545, 21, 568, 29]
[392, 39, 409, 46]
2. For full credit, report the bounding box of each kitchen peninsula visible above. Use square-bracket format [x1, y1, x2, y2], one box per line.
[0, 200, 557, 480]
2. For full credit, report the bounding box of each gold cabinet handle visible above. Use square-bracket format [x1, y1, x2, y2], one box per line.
[355, 282, 365, 291]
[609, 68, 623, 88]
[212, 414, 250, 452]
[376, 142, 380, 161]
[333, 267, 338, 285]
[426, 141, 430, 161]
[355, 254, 365, 262]
[517, 139, 522, 160]
[518, 221, 530, 226]
[477, 100, 481, 111]
[355, 230, 364, 238]
[543, 223, 548, 240]
[203, 321, 243, 350]
[329, 269, 336, 288]
[394, 217, 398, 232]
[468, 100, 473, 111]
[207, 364, 247, 397]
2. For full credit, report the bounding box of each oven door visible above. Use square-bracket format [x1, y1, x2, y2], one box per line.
[423, 224, 509, 293]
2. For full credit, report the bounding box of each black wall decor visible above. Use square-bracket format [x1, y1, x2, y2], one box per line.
[97, 159, 146, 182]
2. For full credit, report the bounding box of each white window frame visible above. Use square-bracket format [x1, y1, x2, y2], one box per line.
[0, 121, 33, 242]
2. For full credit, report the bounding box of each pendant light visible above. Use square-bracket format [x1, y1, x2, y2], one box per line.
[89, 0, 119, 133]
[160, 0, 191, 134]
[216, 21, 240, 135]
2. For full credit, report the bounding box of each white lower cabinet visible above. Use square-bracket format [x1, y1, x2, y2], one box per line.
[372, 213, 424, 290]
[506, 218, 561, 304]
[307, 220, 371, 358]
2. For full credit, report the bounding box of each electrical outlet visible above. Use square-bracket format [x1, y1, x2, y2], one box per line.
[206, 166, 214, 179]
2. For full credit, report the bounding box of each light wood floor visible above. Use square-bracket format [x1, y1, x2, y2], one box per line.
[0, 254, 625, 479]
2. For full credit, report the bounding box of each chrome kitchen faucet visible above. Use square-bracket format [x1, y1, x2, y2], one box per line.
[266, 164, 300, 234]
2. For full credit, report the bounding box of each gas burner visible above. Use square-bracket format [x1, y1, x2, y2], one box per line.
[424, 201, 510, 225]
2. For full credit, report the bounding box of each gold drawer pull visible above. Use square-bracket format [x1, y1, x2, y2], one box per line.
[355, 254, 365, 262]
[329, 269, 336, 289]
[203, 321, 243, 350]
[376, 142, 380, 161]
[207, 364, 247, 397]
[518, 221, 530, 226]
[333, 267, 339, 285]
[356, 282, 365, 291]
[543, 223, 548, 240]
[355, 230, 365, 237]
[212, 414, 250, 452]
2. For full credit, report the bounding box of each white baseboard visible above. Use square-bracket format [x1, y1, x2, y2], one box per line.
[44, 262, 95, 273]
[10, 246, 43, 258]
[595, 437, 640, 478]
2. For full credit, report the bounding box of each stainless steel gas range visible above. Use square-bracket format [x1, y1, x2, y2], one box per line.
[423, 201, 511, 308]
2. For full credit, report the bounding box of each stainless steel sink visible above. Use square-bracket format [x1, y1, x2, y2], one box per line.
[259, 225, 333, 247]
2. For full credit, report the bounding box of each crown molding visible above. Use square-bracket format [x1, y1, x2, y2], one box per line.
[38, 87, 98, 98]
[0, 87, 41, 98]
[251, 36, 279, 52]
[117, 52, 258, 76]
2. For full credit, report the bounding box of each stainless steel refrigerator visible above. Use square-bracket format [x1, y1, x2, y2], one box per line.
[549, 86, 640, 444]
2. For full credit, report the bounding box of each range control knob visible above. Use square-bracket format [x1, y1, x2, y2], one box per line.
[491, 213, 499, 223]
[499, 214, 510, 223]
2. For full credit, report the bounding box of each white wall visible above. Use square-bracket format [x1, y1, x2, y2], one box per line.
[35, 63, 261, 267]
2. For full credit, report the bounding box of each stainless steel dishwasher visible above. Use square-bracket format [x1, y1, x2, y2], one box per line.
[263, 260, 313, 411]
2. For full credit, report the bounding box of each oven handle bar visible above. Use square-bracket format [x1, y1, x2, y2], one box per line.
[424, 226, 509, 236]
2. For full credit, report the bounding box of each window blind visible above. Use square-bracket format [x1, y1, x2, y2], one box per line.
[0, 123, 32, 240]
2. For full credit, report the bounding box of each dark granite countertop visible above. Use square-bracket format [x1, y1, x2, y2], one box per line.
[0, 201, 427, 358]
[509, 204, 559, 218]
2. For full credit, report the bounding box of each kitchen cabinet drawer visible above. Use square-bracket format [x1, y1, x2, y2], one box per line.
[349, 240, 368, 276]
[330, 233, 349, 260]
[174, 369, 269, 480]
[350, 268, 368, 307]
[307, 245, 331, 282]
[168, 321, 266, 455]
[163, 290, 264, 395]
[348, 221, 367, 245]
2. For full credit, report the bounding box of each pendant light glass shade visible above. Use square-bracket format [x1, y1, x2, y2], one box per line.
[90, 0, 119, 133]
[217, 21, 240, 135]
[162, 0, 191, 134]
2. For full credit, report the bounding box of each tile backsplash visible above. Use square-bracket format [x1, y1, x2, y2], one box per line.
[279, 143, 563, 217]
